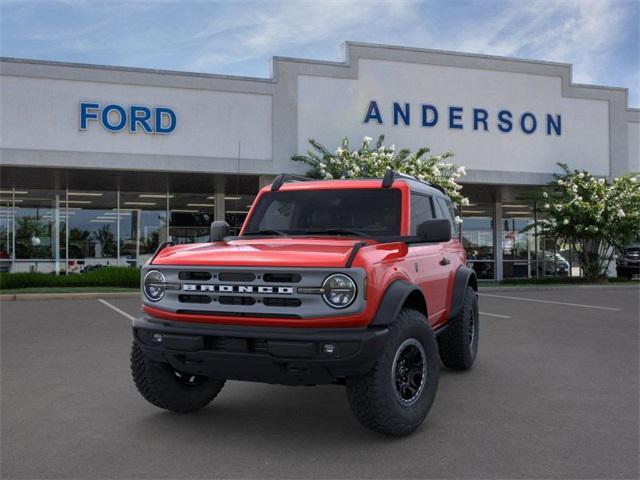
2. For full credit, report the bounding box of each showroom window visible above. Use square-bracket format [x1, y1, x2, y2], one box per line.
[65, 190, 118, 272]
[0, 181, 258, 273]
[460, 203, 495, 280]
[501, 202, 536, 278]
[170, 192, 215, 244]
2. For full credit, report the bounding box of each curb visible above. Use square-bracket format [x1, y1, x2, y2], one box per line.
[479, 283, 639, 292]
[0, 292, 139, 301]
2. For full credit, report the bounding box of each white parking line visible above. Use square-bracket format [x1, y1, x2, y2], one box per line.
[479, 311, 511, 319]
[479, 293, 621, 311]
[97, 299, 136, 320]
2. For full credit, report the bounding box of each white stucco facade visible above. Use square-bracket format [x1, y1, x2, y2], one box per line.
[0, 42, 637, 279]
[298, 59, 612, 177]
[1, 41, 638, 182]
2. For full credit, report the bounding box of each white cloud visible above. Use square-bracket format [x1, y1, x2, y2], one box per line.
[184, 0, 418, 72]
[2, 0, 636, 102]
[426, 0, 631, 86]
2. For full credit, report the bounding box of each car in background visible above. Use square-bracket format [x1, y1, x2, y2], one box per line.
[537, 252, 570, 276]
[0, 249, 11, 273]
[617, 242, 640, 280]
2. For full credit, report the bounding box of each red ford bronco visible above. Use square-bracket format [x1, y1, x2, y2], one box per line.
[131, 170, 479, 436]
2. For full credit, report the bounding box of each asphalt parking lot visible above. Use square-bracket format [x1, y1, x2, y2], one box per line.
[1, 286, 638, 479]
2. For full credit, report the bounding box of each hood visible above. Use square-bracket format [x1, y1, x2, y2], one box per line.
[151, 237, 369, 268]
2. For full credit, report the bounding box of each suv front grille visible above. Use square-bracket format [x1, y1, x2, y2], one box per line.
[147, 266, 365, 319]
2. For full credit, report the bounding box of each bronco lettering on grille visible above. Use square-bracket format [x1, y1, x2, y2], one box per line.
[182, 284, 293, 295]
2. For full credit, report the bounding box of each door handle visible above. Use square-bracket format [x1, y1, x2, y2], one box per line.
[439, 256, 450, 266]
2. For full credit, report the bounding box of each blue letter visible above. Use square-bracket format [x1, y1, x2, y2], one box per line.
[130, 105, 153, 133]
[155, 107, 176, 134]
[364, 101, 383, 124]
[101, 104, 127, 132]
[393, 102, 410, 126]
[497, 110, 512, 132]
[546, 114, 561, 136]
[80, 102, 99, 130]
[473, 108, 488, 131]
[421, 104, 438, 127]
[449, 106, 463, 129]
[520, 112, 537, 134]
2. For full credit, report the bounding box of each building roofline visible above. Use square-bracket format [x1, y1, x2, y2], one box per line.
[0, 56, 274, 84]
[1, 40, 637, 109]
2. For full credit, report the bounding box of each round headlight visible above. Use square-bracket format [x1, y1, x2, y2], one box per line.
[143, 270, 166, 302]
[322, 273, 357, 309]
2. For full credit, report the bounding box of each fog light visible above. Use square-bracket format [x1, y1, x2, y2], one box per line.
[152, 333, 163, 344]
[323, 343, 336, 354]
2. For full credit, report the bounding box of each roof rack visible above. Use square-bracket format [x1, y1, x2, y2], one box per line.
[381, 169, 448, 195]
[270, 173, 314, 191]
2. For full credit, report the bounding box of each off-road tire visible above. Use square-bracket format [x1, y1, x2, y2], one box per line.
[131, 342, 225, 413]
[345, 309, 440, 437]
[438, 286, 479, 370]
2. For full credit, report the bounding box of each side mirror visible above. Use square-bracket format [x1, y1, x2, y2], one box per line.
[417, 219, 452, 243]
[210, 221, 230, 242]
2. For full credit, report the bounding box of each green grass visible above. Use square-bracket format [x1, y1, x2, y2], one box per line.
[0, 287, 138, 295]
[0, 267, 141, 290]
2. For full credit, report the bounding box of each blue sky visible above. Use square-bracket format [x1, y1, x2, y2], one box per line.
[1, 0, 638, 106]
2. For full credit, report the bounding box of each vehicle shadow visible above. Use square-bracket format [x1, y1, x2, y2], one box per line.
[129, 370, 462, 445]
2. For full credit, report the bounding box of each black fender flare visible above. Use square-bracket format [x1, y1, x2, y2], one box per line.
[448, 266, 478, 321]
[370, 280, 425, 326]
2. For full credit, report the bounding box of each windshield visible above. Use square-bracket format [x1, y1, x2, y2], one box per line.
[243, 189, 402, 237]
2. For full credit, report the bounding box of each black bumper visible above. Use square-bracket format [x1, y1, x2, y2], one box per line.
[617, 263, 640, 277]
[133, 317, 389, 385]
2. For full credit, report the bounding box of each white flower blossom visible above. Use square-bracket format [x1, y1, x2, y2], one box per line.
[454, 216, 463, 224]
[335, 147, 343, 155]
[461, 198, 470, 206]
[618, 209, 625, 218]
[456, 166, 467, 176]
[363, 136, 372, 143]
[563, 219, 569, 225]
[542, 191, 548, 198]
[544, 203, 550, 209]
[557, 179, 564, 185]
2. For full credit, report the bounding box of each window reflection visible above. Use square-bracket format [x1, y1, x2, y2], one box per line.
[170, 193, 215, 244]
[502, 203, 534, 278]
[461, 203, 494, 279]
[225, 194, 255, 236]
[14, 190, 60, 262]
[0, 195, 14, 272]
[120, 192, 168, 264]
[66, 190, 118, 272]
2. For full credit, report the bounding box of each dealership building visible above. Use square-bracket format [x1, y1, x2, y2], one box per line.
[1, 42, 638, 279]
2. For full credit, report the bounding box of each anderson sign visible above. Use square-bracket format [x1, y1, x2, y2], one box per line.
[363, 100, 562, 136]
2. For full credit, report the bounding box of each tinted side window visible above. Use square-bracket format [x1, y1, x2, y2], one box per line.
[436, 197, 458, 236]
[410, 193, 434, 235]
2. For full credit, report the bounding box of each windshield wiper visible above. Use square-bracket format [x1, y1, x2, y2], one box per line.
[303, 228, 369, 237]
[243, 229, 288, 236]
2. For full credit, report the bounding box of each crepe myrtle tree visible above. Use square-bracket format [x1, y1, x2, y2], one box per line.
[535, 163, 640, 280]
[292, 135, 469, 217]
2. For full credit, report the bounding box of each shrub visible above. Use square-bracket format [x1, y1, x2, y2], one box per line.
[534, 164, 640, 280]
[292, 135, 469, 206]
[0, 267, 141, 290]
